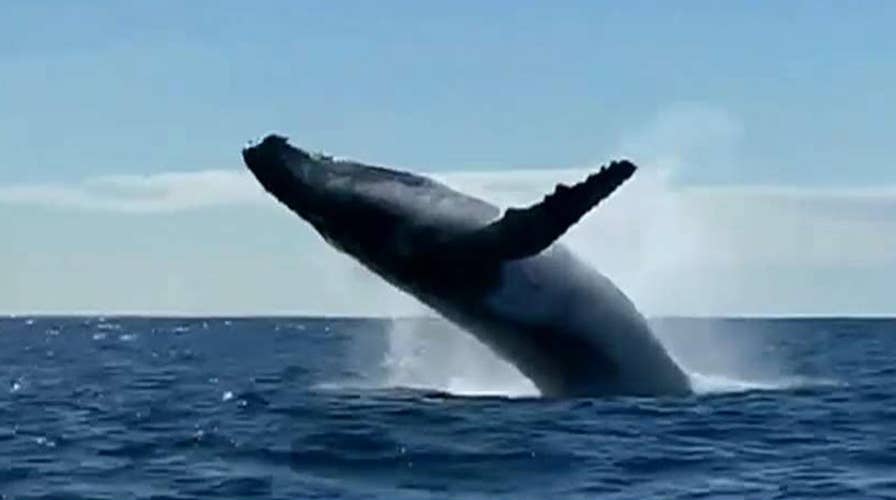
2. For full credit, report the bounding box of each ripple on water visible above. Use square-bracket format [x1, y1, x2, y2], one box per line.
[0, 317, 893, 499]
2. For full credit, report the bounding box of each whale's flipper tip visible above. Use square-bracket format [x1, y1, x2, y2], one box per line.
[432, 160, 637, 261]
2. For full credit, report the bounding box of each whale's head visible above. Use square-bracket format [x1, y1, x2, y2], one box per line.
[242, 135, 329, 226]
[242, 134, 443, 259]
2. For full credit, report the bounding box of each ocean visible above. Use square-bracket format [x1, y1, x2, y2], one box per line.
[1, 316, 894, 499]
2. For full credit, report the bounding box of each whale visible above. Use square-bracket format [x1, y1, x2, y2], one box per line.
[242, 135, 692, 397]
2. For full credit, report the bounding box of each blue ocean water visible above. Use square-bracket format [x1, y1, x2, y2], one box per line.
[1, 316, 894, 500]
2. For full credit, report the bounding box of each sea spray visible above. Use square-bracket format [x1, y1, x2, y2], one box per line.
[383, 316, 538, 397]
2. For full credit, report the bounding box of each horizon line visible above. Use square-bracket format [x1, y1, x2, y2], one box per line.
[4, 312, 895, 321]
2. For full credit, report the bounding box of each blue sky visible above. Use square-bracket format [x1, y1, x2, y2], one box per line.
[3, 1, 894, 183]
[2, 2, 895, 315]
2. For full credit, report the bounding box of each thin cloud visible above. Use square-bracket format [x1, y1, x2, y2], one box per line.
[1, 166, 895, 316]
[0, 170, 268, 213]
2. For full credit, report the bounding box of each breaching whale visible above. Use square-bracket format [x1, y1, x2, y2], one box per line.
[243, 135, 692, 397]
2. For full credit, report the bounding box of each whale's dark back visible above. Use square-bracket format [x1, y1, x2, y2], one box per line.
[243, 135, 508, 294]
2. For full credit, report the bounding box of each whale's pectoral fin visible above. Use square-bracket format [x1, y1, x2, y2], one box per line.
[435, 160, 637, 261]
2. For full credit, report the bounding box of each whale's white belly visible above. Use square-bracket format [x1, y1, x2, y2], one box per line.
[478, 245, 691, 395]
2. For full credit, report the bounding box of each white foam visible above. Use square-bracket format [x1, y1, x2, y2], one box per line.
[381, 317, 539, 398]
[688, 371, 839, 395]
[376, 315, 838, 399]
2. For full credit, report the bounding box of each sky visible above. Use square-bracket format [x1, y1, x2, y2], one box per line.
[1, 2, 895, 316]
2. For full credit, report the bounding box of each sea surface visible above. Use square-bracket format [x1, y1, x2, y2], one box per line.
[1, 316, 894, 499]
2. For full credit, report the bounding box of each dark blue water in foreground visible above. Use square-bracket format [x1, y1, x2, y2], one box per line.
[1, 317, 894, 500]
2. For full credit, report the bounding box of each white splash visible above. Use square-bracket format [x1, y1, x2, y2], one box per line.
[382, 317, 539, 398]
[375, 164, 808, 399]
[688, 372, 839, 395]
[379, 315, 829, 398]
[342, 104, 851, 396]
